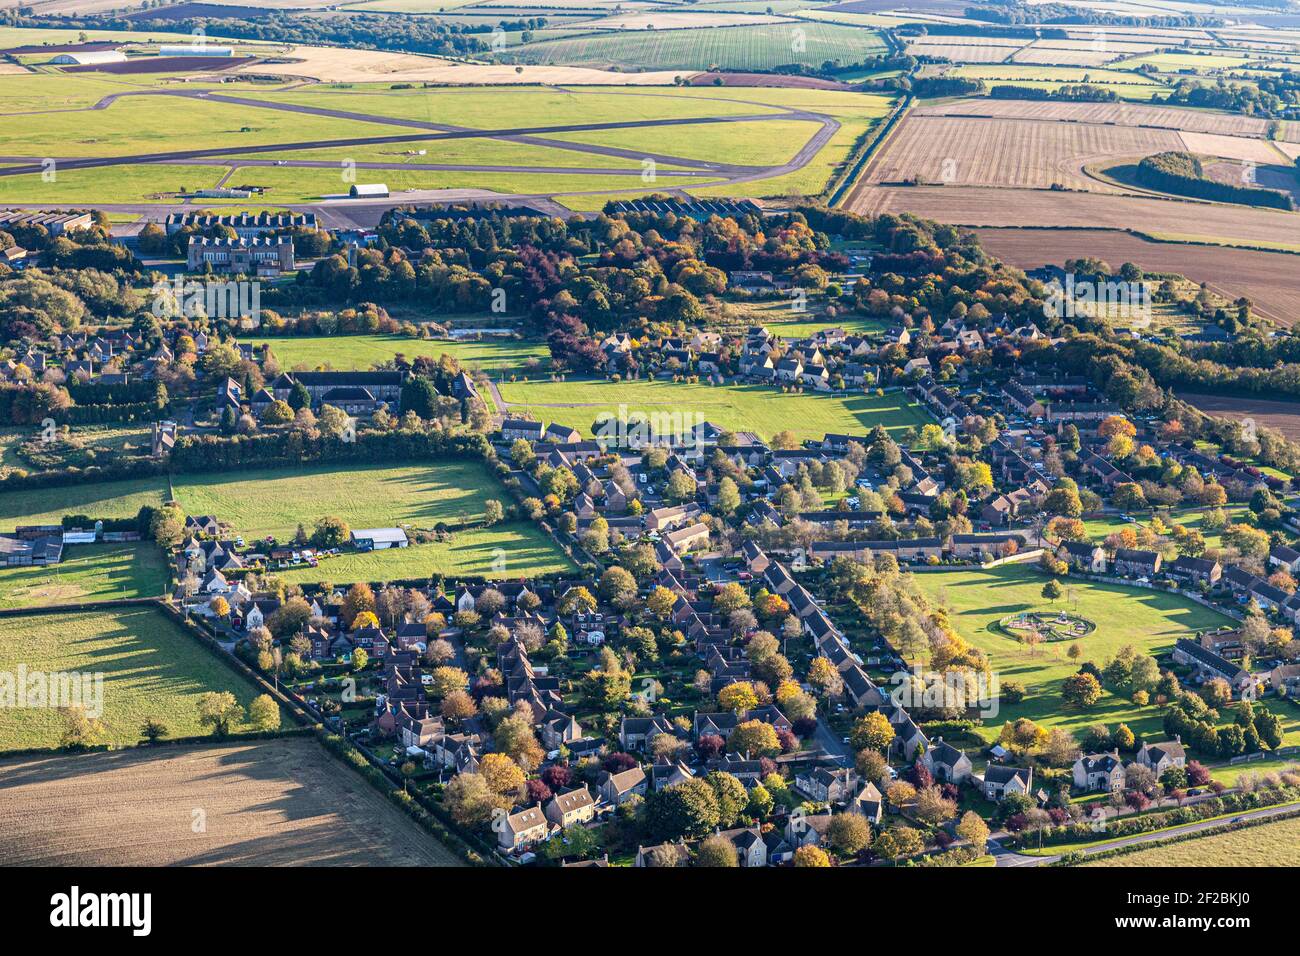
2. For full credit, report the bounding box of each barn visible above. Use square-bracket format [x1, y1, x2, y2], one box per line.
[350, 183, 390, 198]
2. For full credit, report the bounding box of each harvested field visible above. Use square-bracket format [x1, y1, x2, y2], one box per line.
[865, 114, 1182, 190]
[1083, 815, 1300, 867]
[973, 227, 1300, 326]
[912, 97, 1274, 137]
[688, 71, 854, 89]
[1176, 392, 1300, 439]
[235, 45, 689, 85]
[1009, 45, 1124, 66]
[1277, 140, 1300, 161]
[847, 184, 1300, 252]
[63, 55, 254, 74]
[0, 40, 117, 54]
[0, 738, 465, 866]
[905, 40, 1025, 63]
[583, 11, 795, 28]
[1179, 131, 1293, 164]
[124, 2, 273, 17]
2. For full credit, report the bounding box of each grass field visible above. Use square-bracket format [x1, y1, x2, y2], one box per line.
[0, 543, 167, 609]
[496, 378, 932, 441]
[916, 564, 1234, 744]
[0, 475, 169, 531]
[257, 334, 547, 373]
[1084, 814, 1300, 866]
[170, 461, 503, 541]
[0, 738, 464, 865]
[270, 522, 575, 584]
[493, 22, 886, 71]
[0, 607, 266, 751]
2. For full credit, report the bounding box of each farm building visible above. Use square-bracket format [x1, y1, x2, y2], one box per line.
[351, 528, 409, 551]
[49, 50, 127, 65]
[350, 183, 390, 198]
[158, 45, 234, 57]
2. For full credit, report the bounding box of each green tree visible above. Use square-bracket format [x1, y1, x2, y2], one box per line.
[248, 694, 281, 731]
[197, 691, 243, 737]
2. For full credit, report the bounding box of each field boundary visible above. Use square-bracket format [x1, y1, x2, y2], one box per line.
[1058, 804, 1300, 866]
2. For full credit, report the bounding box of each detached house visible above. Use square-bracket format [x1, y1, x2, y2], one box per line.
[1072, 751, 1126, 792]
[497, 805, 549, 851]
[982, 765, 1032, 802]
[598, 766, 648, 805]
[1136, 738, 1186, 777]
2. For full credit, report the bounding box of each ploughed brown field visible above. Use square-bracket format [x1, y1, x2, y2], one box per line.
[1176, 392, 1300, 440]
[0, 738, 465, 866]
[865, 114, 1182, 191]
[846, 184, 1300, 255]
[973, 227, 1300, 325]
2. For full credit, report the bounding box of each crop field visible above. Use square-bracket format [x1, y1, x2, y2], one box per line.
[1176, 392, 1300, 440]
[0, 543, 167, 609]
[271, 522, 575, 585]
[0, 608, 267, 751]
[492, 22, 887, 71]
[232, 44, 688, 85]
[496, 378, 933, 441]
[0, 475, 169, 531]
[1084, 814, 1300, 867]
[950, 64, 1166, 86]
[912, 98, 1275, 138]
[169, 461, 504, 540]
[258, 334, 548, 373]
[974, 227, 1300, 326]
[865, 114, 1183, 191]
[906, 40, 1026, 63]
[915, 564, 1234, 744]
[0, 738, 464, 865]
[848, 184, 1300, 253]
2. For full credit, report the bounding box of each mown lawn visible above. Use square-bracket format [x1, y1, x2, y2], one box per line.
[0, 476, 169, 532]
[915, 564, 1234, 744]
[0, 543, 167, 610]
[497, 378, 932, 442]
[170, 461, 502, 541]
[0, 608, 267, 751]
[1083, 813, 1300, 867]
[269, 522, 574, 585]
[257, 334, 547, 373]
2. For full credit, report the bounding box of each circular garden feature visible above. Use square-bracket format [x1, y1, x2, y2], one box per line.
[998, 610, 1096, 643]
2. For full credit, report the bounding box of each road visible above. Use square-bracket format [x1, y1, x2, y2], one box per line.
[988, 801, 1299, 867]
[0, 86, 840, 222]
